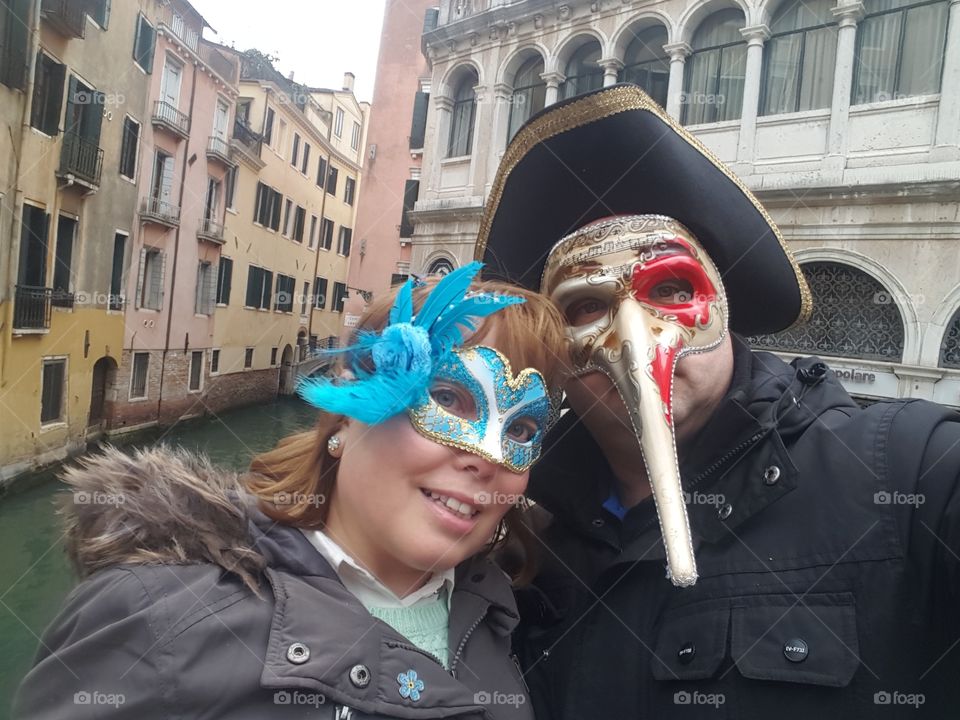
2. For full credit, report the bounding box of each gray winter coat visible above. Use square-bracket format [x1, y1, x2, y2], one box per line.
[13, 447, 533, 720]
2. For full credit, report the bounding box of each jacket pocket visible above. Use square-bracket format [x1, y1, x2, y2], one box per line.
[730, 592, 860, 687]
[652, 599, 731, 681]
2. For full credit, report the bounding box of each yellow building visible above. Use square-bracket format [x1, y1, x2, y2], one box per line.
[211, 55, 367, 403]
[0, 0, 151, 481]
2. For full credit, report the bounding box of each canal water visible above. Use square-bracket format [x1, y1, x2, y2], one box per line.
[0, 397, 318, 718]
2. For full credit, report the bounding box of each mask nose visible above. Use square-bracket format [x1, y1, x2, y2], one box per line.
[602, 298, 697, 586]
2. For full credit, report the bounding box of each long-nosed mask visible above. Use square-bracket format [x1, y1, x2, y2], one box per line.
[542, 214, 728, 586]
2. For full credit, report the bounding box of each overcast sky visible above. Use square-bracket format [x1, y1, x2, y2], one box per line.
[190, 0, 386, 103]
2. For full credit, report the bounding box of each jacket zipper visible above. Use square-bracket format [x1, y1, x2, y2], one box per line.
[385, 640, 446, 669]
[448, 610, 487, 678]
[687, 429, 768, 490]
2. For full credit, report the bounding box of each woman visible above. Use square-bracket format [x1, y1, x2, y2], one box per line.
[14, 263, 566, 720]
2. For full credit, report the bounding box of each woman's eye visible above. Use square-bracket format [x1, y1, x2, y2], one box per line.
[430, 385, 477, 420]
[566, 298, 607, 326]
[648, 279, 694, 305]
[506, 418, 539, 443]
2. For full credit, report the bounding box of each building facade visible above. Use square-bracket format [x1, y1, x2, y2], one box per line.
[345, 0, 436, 321]
[0, 0, 150, 479]
[413, 0, 960, 406]
[208, 57, 367, 406]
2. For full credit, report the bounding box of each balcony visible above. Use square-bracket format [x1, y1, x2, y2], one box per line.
[50, 289, 75, 309]
[58, 131, 103, 189]
[206, 136, 234, 167]
[140, 197, 181, 228]
[230, 117, 264, 169]
[197, 216, 225, 244]
[152, 100, 190, 140]
[41, 0, 86, 39]
[14, 286, 52, 331]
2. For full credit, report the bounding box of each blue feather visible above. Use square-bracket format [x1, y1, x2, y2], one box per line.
[390, 278, 414, 325]
[414, 261, 483, 330]
[297, 368, 430, 425]
[430, 294, 525, 353]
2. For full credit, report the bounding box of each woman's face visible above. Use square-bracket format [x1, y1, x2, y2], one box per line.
[331, 409, 529, 591]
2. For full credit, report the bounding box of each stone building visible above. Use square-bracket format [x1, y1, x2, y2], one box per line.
[411, 0, 960, 406]
[0, 0, 152, 480]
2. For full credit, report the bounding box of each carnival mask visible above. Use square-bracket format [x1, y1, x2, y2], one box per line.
[409, 345, 550, 474]
[542, 214, 729, 586]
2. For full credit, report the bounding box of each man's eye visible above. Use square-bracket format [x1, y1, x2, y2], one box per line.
[648, 279, 694, 305]
[506, 418, 539, 443]
[566, 298, 607, 326]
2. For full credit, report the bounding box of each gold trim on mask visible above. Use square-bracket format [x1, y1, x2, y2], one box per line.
[474, 85, 812, 328]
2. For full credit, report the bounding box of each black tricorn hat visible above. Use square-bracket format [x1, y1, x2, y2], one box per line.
[475, 84, 811, 336]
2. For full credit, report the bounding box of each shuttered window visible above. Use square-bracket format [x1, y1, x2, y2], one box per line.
[119, 116, 140, 179]
[40, 359, 66, 423]
[195, 261, 216, 315]
[133, 14, 156, 73]
[274, 274, 295, 313]
[332, 282, 347, 313]
[31, 53, 66, 135]
[188, 351, 203, 391]
[216, 257, 232, 305]
[319, 218, 334, 250]
[400, 180, 420, 238]
[245, 266, 273, 310]
[314, 277, 328, 309]
[130, 352, 149, 399]
[139, 248, 164, 310]
[409, 91, 429, 149]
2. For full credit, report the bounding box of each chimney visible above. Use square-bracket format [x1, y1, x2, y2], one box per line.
[288, 70, 295, 82]
[343, 71, 355, 93]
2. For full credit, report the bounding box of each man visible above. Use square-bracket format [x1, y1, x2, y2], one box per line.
[478, 84, 960, 718]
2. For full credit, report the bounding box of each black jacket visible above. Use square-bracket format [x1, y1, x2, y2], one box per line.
[14, 447, 533, 720]
[516, 339, 960, 719]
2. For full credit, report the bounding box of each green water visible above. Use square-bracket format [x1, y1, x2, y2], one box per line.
[0, 397, 318, 718]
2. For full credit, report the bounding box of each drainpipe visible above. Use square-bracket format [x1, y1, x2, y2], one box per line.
[156, 54, 199, 423]
[307, 145, 332, 346]
[2, 0, 41, 388]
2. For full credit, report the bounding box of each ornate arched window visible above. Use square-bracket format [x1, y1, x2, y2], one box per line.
[428, 257, 455, 276]
[683, 8, 747, 124]
[447, 69, 478, 158]
[852, 0, 950, 104]
[761, 0, 838, 115]
[507, 55, 546, 142]
[939, 307, 960, 369]
[560, 40, 604, 100]
[749, 262, 905, 362]
[622, 26, 670, 108]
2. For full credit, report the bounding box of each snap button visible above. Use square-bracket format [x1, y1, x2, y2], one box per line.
[677, 641, 696, 665]
[470, 573, 485, 583]
[286, 642, 310, 664]
[349, 663, 371, 688]
[718, 503, 733, 520]
[763, 465, 781, 485]
[591, 518, 605, 527]
[783, 638, 809, 663]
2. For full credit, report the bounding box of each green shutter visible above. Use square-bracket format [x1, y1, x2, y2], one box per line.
[409, 91, 429, 149]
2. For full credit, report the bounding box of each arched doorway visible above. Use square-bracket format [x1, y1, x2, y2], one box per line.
[88, 356, 118, 429]
[427, 257, 455, 276]
[278, 344, 296, 395]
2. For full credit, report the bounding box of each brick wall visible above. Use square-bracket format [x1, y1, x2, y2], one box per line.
[205, 367, 279, 414]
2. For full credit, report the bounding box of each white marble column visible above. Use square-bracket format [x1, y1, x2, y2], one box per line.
[824, 2, 865, 171]
[541, 71, 565, 106]
[600, 58, 624, 87]
[932, 0, 960, 160]
[736, 25, 770, 169]
[488, 82, 513, 187]
[664, 42, 692, 120]
[428, 94, 454, 193]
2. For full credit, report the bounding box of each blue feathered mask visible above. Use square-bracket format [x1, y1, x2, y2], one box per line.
[297, 262, 524, 425]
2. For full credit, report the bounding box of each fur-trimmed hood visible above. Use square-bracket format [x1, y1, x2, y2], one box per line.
[60, 445, 266, 592]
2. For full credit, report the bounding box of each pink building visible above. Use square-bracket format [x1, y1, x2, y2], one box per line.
[344, 0, 436, 319]
[112, 0, 239, 429]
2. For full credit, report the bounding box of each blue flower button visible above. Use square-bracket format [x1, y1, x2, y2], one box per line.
[397, 669, 424, 702]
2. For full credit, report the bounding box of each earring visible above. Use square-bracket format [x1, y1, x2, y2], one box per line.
[327, 435, 342, 454]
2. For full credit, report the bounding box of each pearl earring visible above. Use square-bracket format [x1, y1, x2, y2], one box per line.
[327, 435, 342, 454]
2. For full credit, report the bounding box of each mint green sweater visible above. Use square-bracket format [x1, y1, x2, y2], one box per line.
[366, 591, 450, 669]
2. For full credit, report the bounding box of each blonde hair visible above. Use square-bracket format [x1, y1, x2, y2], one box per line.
[245, 278, 567, 583]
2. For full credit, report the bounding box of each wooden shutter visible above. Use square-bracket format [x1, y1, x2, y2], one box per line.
[135, 247, 147, 308]
[155, 252, 166, 309]
[400, 180, 420, 238]
[270, 190, 282, 230]
[261, 270, 273, 310]
[409, 91, 429, 149]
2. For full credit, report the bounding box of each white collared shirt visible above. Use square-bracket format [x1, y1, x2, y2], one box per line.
[300, 528, 455, 610]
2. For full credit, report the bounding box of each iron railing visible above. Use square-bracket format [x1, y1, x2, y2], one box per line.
[140, 196, 181, 226]
[152, 100, 190, 137]
[197, 216, 224, 243]
[59, 131, 103, 187]
[14, 286, 52, 330]
[206, 135, 232, 165]
[232, 117, 262, 155]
